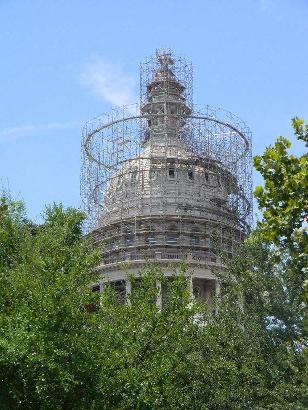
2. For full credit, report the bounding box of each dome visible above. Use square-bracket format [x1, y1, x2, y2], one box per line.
[81, 51, 252, 304]
[99, 138, 237, 228]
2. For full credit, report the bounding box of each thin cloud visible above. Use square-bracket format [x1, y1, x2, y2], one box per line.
[0, 121, 80, 140]
[80, 58, 137, 107]
[258, 0, 273, 12]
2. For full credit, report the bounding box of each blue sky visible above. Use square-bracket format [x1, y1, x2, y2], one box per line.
[0, 0, 307, 222]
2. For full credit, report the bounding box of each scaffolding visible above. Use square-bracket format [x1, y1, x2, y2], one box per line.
[81, 51, 252, 271]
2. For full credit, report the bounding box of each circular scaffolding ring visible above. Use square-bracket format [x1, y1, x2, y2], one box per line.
[83, 114, 250, 167]
[81, 105, 252, 231]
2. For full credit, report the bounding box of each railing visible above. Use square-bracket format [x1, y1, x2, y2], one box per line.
[101, 250, 219, 267]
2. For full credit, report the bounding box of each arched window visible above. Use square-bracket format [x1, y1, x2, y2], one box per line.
[188, 169, 194, 180]
[168, 167, 175, 179]
[149, 168, 156, 179]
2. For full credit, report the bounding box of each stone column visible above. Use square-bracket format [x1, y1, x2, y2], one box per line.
[125, 279, 132, 305]
[156, 280, 162, 310]
[215, 280, 221, 298]
[215, 280, 221, 314]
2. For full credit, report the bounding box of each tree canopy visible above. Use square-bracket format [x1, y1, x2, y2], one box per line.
[0, 119, 307, 409]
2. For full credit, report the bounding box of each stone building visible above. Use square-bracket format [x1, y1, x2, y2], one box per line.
[81, 51, 252, 305]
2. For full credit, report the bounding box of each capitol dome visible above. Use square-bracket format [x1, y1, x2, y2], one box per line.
[81, 51, 252, 304]
[99, 138, 237, 227]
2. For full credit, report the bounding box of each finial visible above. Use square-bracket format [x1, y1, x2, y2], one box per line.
[155, 50, 175, 81]
[156, 50, 174, 67]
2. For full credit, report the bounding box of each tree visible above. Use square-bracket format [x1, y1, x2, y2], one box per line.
[0, 197, 102, 408]
[1, 198, 280, 409]
[254, 117, 308, 302]
[0, 119, 307, 409]
[216, 234, 308, 409]
[253, 118, 307, 359]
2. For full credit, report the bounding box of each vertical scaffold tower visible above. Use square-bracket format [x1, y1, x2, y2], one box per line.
[81, 51, 252, 303]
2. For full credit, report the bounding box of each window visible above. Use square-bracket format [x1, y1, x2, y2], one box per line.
[146, 236, 156, 245]
[131, 169, 138, 182]
[168, 167, 175, 178]
[125, 236, 134, 246]
[149, 168, 156, 179]
[190, 235, 200, 246]
[166, 236, 178, 245]
[188, 169, 194, 180]
[110, 280, 126, 304]
[193, 285, 201, 299]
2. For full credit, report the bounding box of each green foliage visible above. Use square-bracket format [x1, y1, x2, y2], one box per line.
[254, 118, 308, 301]
[0, 118, 307, 408]
[0, 198, 101, 408]
[293, 117, 308, 147]
[0, 194, 306, 408]
[94, 269, 202, 409]
[250, 119, 308, 408]
[253, 117, 307, 254]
